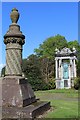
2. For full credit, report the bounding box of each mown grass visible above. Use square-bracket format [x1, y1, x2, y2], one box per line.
[35, 89, 78, 119]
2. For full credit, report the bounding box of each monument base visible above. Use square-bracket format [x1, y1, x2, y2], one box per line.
[2, 101, 50, 119]
[2, 76, 50, 119]
[2, 76, 37, 107]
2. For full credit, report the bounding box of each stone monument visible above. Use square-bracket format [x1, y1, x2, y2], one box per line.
[2, 8, 50, 119]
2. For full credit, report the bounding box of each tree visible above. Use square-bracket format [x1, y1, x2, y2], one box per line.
[76, 44, 80, 77]
[34, 34, 68, 82]
[22, 54, 48, 90]
[39, 57, 54, 83]
[34, 34, 68, 59]
[68, 40, 80, 77]
[68, 40, 79, 51]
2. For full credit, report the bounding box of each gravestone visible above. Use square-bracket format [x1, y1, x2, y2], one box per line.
[2, 8, 50, 119]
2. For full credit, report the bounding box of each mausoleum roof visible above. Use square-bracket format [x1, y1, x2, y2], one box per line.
[55, 47, 76, 57]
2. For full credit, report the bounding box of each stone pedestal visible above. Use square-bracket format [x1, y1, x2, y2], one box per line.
[2, 77, 50, 119]
[2, 77, 36, 107]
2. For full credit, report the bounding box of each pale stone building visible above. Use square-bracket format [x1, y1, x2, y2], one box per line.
[55, 47, 77, 89]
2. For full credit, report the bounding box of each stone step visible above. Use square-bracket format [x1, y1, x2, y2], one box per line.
[2, 100, 50, 119]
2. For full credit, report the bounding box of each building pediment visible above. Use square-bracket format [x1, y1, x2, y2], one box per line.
[55, 47, 76, 57]
[60, 47, 72, 55]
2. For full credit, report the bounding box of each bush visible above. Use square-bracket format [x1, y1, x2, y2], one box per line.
[48, 78, 56, 89]
[74, 77, 80, 90]
[27, 78, 49, 91]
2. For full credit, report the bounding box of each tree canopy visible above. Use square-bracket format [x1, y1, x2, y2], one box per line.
[34, 34, 68, 59]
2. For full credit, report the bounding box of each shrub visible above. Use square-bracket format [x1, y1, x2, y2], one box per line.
[74, 77, 80, 90]
[27, 78, 49, 91]
[48, 78, 56, 89]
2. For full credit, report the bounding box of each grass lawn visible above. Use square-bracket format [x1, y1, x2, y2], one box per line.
[35, 89, 78, 119]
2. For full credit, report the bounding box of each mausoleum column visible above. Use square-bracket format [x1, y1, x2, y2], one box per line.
[55, 58, 58, 79]
[70, 59, 72, 77]
[73, 58, 76, 77]
[68, 65, 71, 88]
[59, 59, 61, 78]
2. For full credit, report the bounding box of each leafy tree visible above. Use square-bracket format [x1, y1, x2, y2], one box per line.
[68, 40, 80, 56]
[68, 40, 79, 51]
[22, 54, 48, 90]
[34, 34, 68, 82]
[34, 34, 68, 59]
[77, 61, 80, 77]
[39, 57, 55, 83]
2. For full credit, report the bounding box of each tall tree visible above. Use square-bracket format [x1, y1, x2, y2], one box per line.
[34, 34, 68, 59]
[68, 40, 79, 50]
[22, 54, 47, 90]
[34, 34, 68, 82]
[39, 57, 54, 83]
[68, 40, 80, 77]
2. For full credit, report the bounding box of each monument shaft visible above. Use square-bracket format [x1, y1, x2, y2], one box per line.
[6, 43, 22, 76]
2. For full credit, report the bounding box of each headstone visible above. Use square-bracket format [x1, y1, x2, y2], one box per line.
[2, 8, 50, 119]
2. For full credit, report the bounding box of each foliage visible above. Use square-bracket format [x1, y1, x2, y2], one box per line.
[1, 66, 5, 77]
[39, 57, 55, 83]
[48, 78, 56, 89]
[74, 77, 80, 90]
[76, 60, 80, 77]
[76, 44, 80, 77]
[34, 34, 68, 59]
[22, 54, 49, 91]
[68, 40, 80, 51]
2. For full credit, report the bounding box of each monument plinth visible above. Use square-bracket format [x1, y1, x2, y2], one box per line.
[2, 8, 50, 119]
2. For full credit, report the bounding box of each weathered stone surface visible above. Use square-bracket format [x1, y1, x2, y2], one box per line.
[10, 8, 19, 24]
[2, 76, 50, 119]
[2, 101, 50, 119]
[5, 43, 22, 76]
[2, 77, 36, 107]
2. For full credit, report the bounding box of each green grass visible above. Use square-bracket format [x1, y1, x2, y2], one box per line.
[35, 89, 78, 118]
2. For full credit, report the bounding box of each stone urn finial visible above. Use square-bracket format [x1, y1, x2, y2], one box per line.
[10, 8, 20, 24]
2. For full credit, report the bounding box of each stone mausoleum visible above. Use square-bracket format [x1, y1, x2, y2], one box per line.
[55, 47, 77, 89]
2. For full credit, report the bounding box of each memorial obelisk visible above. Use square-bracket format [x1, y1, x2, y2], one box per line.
[2, 8, 50, 119]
